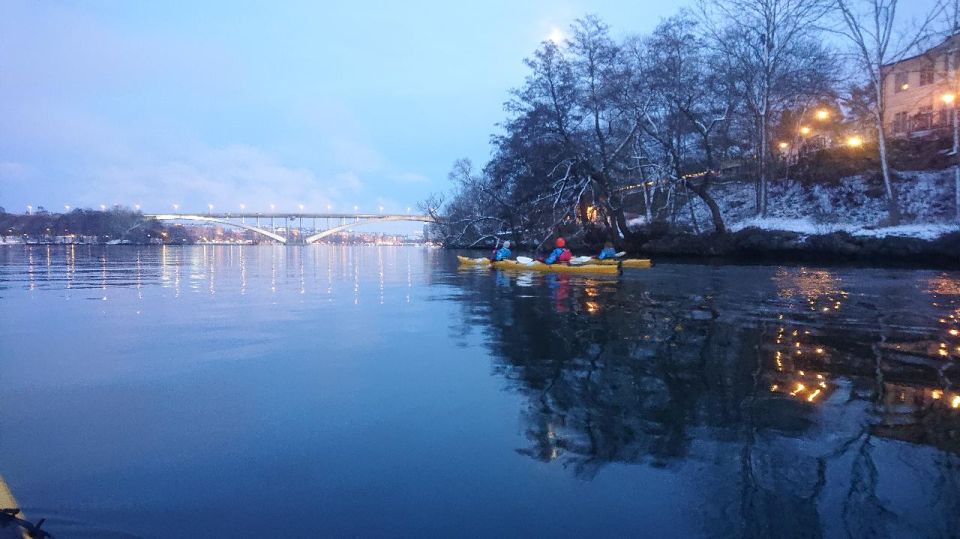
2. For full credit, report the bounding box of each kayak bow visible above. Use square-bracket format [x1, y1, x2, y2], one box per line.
[457, 256, 492, 266]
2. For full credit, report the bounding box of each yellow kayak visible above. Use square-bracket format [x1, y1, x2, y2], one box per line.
[492, 259, 619, 274]
[590, 258, 652, 268]
[457, 255, 491, 266]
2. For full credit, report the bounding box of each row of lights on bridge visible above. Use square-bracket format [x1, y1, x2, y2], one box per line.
[27, 204, 414, 214]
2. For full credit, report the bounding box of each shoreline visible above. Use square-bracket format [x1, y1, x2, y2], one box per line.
[454, 228, 960, 270]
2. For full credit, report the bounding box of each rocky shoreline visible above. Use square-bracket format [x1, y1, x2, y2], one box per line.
[623, 227, 960, 268]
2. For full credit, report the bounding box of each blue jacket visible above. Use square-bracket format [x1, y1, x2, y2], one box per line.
[545, 247, 569, 264]
[494, 247, 512, 261]
[598, 247, 617, 260]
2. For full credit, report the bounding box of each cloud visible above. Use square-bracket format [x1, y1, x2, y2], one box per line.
[393, 172, 430, 184]
[0, 0, 435, 214]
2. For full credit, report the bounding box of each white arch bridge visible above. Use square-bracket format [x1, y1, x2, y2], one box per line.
[144, 213, 435, 244]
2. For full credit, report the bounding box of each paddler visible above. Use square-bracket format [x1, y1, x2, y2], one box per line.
[544, 237, 572, 265]
[493, 240, 513, 261]
[597, 241, 617, 260]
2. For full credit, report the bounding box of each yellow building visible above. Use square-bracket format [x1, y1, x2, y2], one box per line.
[882, 34, 960, 137]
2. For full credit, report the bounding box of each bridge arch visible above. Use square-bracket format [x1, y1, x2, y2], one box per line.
[304, 215, 434, 244]
[145, 214, 288, 243]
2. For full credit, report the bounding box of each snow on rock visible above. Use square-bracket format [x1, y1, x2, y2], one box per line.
[730, 218, 958, 240]
[670, 169, 960, 241]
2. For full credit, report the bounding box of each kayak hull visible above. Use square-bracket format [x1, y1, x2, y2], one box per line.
[492, 260, 619, 274]
[592, 258, 652, 268]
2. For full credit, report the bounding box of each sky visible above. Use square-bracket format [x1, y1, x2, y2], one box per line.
[0, 0, 693, 221]
[0, 0, 941, 223]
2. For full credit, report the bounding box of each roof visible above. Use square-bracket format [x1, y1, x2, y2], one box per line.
[882, 33, 960, 68]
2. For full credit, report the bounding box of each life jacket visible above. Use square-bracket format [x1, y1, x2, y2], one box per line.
[557, 248, 572, 262]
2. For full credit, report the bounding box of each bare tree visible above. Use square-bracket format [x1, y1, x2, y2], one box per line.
[700, 0, 833, 217]
[628, 14, 730, 233]
[833, 0, 945, 225]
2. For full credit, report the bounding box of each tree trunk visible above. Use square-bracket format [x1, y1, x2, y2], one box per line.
[686, 179, 726, 234]
[876, 124, 901, 225]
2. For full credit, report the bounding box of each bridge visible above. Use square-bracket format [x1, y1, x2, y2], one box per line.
[144, 212, 435, 244]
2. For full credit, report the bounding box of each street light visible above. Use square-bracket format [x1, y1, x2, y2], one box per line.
[846, 135, 863, 148]
[26, 205, 32, 215]
[815, 109, 830, 121]
[64, 205, 71, 211]
[208, 204, 214, 213]
[354, 205, 359, 212]
[799, 126, 811, 136]
[172, 203, 179, 211]
[134, 204, 141, 211]
[298, 204, 304, 211]
[379, 205, 384, 213]
[944, 93, 956, 105]
[778, 142, 789, 151]
[269, 203, 275, 211]
[240, 203, 246, 211]
[100, 204, 106, 211]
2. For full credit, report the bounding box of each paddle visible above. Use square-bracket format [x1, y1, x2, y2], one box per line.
[515, 256, 536, 265]
[568, 256, 594, 266]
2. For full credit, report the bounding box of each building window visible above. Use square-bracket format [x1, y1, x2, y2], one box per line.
[893, 111, 909, 133]
[915, 106, 933, 130]
[920, 65, 935, 86]
[895, 71, 910, 92]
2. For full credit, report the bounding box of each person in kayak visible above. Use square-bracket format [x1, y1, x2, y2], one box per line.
[544, 237, 572, 264]
[597, 241, 617, 260]
[493, 241, 512, 261]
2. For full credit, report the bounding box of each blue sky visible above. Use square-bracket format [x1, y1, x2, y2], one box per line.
[0, 0, 939, 220]
[0, 0, 695, 218]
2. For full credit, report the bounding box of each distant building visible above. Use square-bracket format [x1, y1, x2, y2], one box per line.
[882, 34, 960, 138]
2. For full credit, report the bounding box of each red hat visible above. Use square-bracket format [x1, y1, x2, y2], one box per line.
[555, 237, 566, 248]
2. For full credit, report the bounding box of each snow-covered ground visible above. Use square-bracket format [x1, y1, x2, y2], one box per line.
[647, 169, 960, 240]
[727, 218, 959, 240]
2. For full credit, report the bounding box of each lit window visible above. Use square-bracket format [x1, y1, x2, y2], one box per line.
[894, 71, 909, 93]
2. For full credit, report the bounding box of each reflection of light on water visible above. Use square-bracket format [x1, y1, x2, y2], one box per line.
[378, 246, 384, 305]
[26, 246, 35, 291]
[271, 248, 277, 294]
[585, 301, 600, 314]
[299, 248, 305, 296]
[136, 250, 143, 301]
[406, 251, 412, 304]
[775, 268, 847, 313]
[327, 251, 333, 299]
[953, 395, 960, 409]
[239, 246, 246, 296]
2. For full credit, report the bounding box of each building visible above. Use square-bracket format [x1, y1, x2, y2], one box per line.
[882, 34, 960, 138]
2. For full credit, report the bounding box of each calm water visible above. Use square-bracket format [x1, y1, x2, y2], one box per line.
[1, 245, 959, 538]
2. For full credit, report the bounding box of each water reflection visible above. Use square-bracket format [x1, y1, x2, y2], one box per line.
[446, 263, 960, 537]
[1, 248, 959, 537]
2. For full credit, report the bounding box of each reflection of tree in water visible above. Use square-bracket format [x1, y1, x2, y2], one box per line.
[450, 264, 960, 537]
